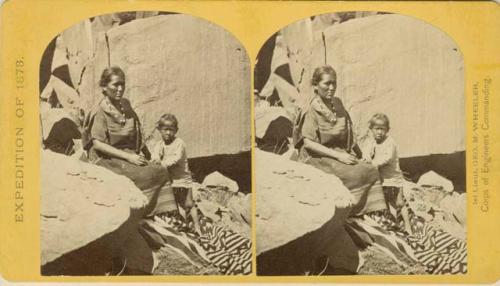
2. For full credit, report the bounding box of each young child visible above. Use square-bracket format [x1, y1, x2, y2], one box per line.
[151, 114, 202, 235]
[363, 113, 412, 234]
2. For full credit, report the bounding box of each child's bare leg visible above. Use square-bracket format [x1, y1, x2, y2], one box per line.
[185, 188, 202, 235]
[396, 189, 412, 235]
[189, 207, 202, 235]
[383, 187, 399, 220]
[401, 206, 412, 235]
[172, 188, 186, 219]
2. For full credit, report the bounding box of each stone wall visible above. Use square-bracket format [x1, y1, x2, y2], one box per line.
[271, 14, 464, 158]
[43, 13, 251, 158]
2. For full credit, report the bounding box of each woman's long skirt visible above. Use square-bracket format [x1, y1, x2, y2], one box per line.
[306, 157, 386, 215]
[95, 157, 177, 216]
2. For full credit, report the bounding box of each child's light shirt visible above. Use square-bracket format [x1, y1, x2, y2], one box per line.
[152, 137, 192, 188]
[363, 135, 403, 187]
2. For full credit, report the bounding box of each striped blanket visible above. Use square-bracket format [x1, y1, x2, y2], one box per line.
[346, 205, 467, 275]
[406, 221, 467, 274]
[140, 214, 252, 275]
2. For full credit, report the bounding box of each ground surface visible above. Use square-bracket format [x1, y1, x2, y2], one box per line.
[154, 247, 220, 275]
[359, 246, 427, 275]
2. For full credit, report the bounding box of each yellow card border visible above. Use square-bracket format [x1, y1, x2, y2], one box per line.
[0, 0, 499, 283]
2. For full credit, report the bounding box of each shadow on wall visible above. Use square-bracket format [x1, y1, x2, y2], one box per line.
[255, 116, 293, 155]
[43, 118, 81, 155]
[400, 151, 466, 193]
[189, 151, 252, 194]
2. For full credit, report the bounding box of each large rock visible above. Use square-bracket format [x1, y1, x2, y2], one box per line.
[254, 105, 294, 139]
[202, 171, 239, 193]
[255, 149, 354, 255]
[40, 150, 147, 266]
[417, 170, 454, 193]
[61, 14, 251, 158]
[274, 14, 464, 158]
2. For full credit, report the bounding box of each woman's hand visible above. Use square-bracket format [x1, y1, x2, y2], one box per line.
[360, 157, 371, 164]
[93, 140, 147, 164]
[336, 152, 358, 165]
[127, 153, 148, 166]
[303, 138, 358, 164]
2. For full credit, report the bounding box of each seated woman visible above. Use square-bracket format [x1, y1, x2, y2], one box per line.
[82, 66, 176, 274]
[293, 65, 387, 274]
[82, 66, 176, 215]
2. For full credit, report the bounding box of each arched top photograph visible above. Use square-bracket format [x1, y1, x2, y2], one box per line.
[254, 11, 466, 276]
[39, 11, 252, 276]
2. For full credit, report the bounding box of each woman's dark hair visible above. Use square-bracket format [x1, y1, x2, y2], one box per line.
[369, 113, 390, 130]
[157, 113, 179, 130]
[99, 66, 125, 87]
[311, 65, 337, 86]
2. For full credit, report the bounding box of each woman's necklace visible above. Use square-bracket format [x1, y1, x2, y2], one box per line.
[116, 102, 125, 114]
[316, 96, 337, 123]
[320, 97, 334, 110]
[116, 102, 126, 124]
[107, 98, 126, 124]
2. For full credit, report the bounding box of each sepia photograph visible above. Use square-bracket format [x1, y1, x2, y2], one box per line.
[255, 12, 467, 276]
[39, 11, 252, 276]
[1, 0, 499, 283]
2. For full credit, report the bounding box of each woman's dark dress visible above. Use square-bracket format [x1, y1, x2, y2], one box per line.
[83, 96, 176, 216]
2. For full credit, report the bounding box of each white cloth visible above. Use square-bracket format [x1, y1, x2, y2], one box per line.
[362, 135, 404, 187]
[151, 137, 192, 188]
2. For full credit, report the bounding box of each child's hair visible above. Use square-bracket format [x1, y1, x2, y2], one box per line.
[157, 113, 179, 130]
[369, 113, 390, 130]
